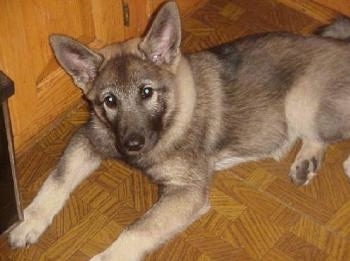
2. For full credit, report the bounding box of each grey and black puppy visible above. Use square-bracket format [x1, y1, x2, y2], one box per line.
[9, 2, 350, 260]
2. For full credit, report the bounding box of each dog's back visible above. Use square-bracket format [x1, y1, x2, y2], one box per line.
[185, 31, 350, 184]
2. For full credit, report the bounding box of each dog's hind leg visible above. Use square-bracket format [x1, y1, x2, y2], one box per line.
[8, 127, 102, 248]
[289, 140, 326, 186]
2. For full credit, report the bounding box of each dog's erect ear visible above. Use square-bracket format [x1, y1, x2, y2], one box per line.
[139, 1, 181, 65]
[50, 34, 103, 93]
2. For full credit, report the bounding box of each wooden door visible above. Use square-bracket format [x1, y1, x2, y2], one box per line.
[0, 0, 149, 152]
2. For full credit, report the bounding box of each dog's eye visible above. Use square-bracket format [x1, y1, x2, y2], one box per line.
[141, 85, 153, 99]
[104, 94, 117, 108]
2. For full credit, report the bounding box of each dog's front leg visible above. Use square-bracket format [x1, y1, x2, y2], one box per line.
[90, 184, 210, 261]
[9, 128, 102, 248]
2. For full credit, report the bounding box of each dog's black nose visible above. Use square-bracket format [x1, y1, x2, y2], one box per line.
[123, 133, 145, 152]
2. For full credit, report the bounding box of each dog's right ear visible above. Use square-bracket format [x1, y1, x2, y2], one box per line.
[139, 1, 181, 65]
[50, 35, 103, 93]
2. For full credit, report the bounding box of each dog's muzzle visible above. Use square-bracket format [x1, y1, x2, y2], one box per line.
[122, 132, 145, 153]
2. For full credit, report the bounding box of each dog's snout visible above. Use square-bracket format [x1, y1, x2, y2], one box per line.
[123, 133, 145, 152]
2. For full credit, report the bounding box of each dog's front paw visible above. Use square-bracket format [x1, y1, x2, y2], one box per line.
[8, 210, 50, 248]
[289, 157, 318, 186]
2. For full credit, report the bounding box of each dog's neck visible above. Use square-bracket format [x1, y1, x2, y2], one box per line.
[143, 54, 197, 164]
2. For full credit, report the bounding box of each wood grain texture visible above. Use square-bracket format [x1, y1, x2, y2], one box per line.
[312, 0, 350, 17]
[1, 0, 350, 260]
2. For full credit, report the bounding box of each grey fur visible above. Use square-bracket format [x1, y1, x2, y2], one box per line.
[9, 3, 350, 260]
[316, 16, 350, 41]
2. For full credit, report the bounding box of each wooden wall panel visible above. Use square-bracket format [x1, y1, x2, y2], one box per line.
[90, 0, 125, 44]
[124, 0, 150, 38]
[0, 0, 125, 152]
[0, 0, 38, 151]
[129, 0, 207, 38]
[312, 0, 350, 17]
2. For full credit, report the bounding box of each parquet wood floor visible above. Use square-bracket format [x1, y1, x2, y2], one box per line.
[2, 0, 350, 260]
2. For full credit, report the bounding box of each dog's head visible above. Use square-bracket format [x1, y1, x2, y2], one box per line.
[50, 2, 181, 157]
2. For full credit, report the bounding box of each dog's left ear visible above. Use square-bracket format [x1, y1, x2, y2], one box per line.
[139, 1, 181, 65]
[50, 34, 103, 93]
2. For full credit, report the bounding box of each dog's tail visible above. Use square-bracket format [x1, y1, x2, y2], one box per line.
[315, 16, 350, 41]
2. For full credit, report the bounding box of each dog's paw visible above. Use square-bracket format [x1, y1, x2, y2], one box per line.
[8, 210, 50, 248]
[289, 157, 318, 186]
